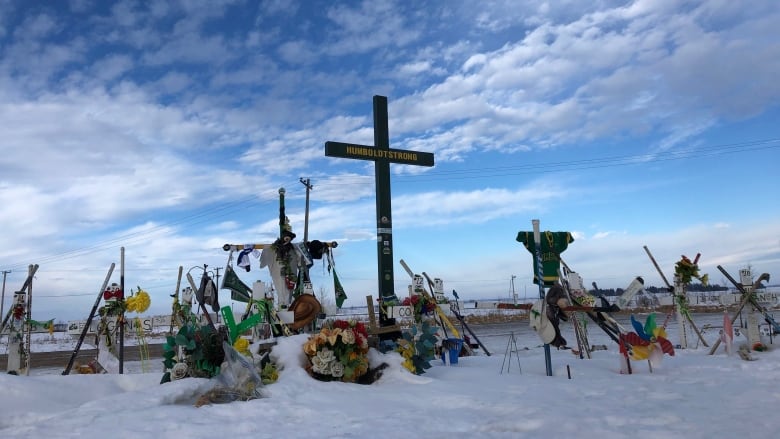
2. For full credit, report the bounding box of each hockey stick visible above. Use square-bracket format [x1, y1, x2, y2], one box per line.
[708, 270, 770, 355]
[0, 264, 40, 334]
[63, 263, 115, 375]
[398, 259, 461, 338]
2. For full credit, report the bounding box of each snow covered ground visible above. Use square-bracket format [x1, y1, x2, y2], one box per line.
[2, 312, 779, 438]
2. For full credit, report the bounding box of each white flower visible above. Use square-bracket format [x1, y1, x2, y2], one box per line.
[311, 355, 328, 373]
[341, 328, 356, 345]
[316, 347, 335, 363]
[171, 363, 188, 380]
[330, 361, 345, 378]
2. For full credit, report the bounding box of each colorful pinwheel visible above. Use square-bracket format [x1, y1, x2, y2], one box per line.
[622, 314, 675, 364]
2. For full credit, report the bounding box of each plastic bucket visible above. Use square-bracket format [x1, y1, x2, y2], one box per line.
[442, 338, 463, 365]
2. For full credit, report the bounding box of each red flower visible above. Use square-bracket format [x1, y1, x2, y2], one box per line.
[402, 296, 422, 306]
[354, 321, 367, 336]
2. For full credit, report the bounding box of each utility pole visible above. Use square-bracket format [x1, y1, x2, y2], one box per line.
[299, 178, 313, 243]
[1, 270, 9, 324]
[511, 275, 517, 305]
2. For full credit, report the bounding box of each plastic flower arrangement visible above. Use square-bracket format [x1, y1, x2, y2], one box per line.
[261, 362, 279, 385]
[161, 323, 225, 382]
[98, 283, 127, 316]
[674, 255, 708, 285]
[402, 294, 438, 322]
[233, 337, 251, 356]
[303, 319, 370, 382]
[125, 287, 151, 313]
[396, 321, 437, 375]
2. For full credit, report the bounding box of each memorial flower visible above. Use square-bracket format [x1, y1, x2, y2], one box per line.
[402, 294, 438, 322]
[303, 319, 369, 382]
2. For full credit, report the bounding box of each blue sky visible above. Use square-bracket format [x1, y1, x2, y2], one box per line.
[0, 0, 778, 322]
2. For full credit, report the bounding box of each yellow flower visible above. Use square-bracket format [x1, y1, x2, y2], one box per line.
[327, 328, 341, 345]
[233, 338, 250, 356]
[355, 363, 368, 377]
[125, 289, 151, 313]
[303, 339, 318, 356]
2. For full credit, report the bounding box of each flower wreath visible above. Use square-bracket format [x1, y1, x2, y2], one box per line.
[303, 319, 370, 382]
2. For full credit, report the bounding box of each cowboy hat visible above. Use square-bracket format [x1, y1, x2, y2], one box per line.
[288, 294, 322, 330]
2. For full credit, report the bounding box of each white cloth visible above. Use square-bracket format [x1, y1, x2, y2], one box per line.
[237, 245, 260, 271]
[259, 246, 298, 306]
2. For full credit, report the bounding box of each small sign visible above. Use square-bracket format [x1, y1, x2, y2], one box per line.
[389, 305, 414, 319]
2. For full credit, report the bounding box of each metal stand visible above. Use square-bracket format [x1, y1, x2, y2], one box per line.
[500, 332, 522, 374]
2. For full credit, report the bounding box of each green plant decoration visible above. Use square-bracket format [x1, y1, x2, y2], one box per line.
[397, 321, 438, 375]
[160, 323, 226, 383]
[261, 362, 279, 385]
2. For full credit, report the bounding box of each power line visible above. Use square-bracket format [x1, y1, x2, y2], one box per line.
[317, 137, 780, 186]
[0, 191, 280, 272]
[1, 139, 775, 272]
[0, 177, 309, 272]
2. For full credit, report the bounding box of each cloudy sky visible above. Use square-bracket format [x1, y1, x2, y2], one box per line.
[1, 0, 778, 322]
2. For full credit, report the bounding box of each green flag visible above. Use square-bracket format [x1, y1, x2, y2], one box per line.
[333, 269, 347, 308]
[327, 250, 347, 308]
[231, 289, 251, 303]
[26, 318, 54, 331]
[293, 267, 305, 300]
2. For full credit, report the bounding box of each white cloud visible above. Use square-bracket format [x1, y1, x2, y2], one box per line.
[398, 60, 433, 76]
[277, 40, 319, 65]
[324, 1, 421, 55]
[90, 54, 135, 83]
[1, 1, 778, 319]
[153, 71, 194, 95]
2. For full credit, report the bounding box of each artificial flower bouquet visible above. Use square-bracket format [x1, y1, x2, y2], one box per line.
[303, 319, 370, 382]
[674, 255, 708, 285]
[396, 321, 438, 375]
[402, 294, 438, 322]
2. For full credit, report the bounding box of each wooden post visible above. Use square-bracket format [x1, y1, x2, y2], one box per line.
[119, 247, 125, 373]
[532, 220, 553, 376]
